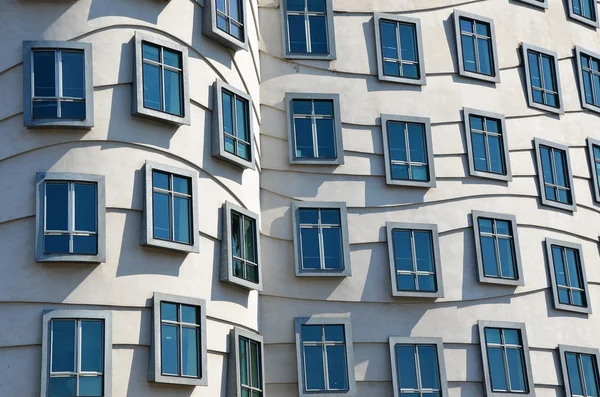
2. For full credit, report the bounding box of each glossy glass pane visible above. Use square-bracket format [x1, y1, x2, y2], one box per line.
[488, 346, 508, 391]
[573, 290, 585, 307]
[407, 123, 426, 163]
[462, 35, 477, 72]
[293, 100, 312, 115]
[411, 165, 428, 181]
[327, 345, 348, 390]
[485, 328, 501, 344]
[164, 69, 182, 116]
[393, 230, 413, 271]
[584, 70, 595, 104]
[532, 88, 544, 104]
[299, 209, 319, 224]
[217, 15, 228, 32]
[553, 150, 567, 187]
[481, 236, 499, 277]
[540, 147, 554, 184]
[33, 101, 58, 119]
[294, 118, 314, 158]
[235, 97, 249, 141]
[470, 115, 483, 130]
[324, 325, 344, 342]
[396, 345, 418, 389]
[418, 345, 440, 390]
[231, 212, 241, 259]
[79, 376, 103, 396]
[181, 305, 197, 324]
[566, 249, 582, 288]
[388, 122, 406, 161]
[240, 338, 249, 385]
[528, 52, 542, 88]
[320, 209, 340, 225]
[582, 354, 599, 396]
[476, 22, 490, 36]
[397, 274, 416, 291]
[384, 61, 401, 77]
[316, 118, 336, 158]
[307, 0, 325, 12]
[302, 325, 322, 342]
[81, 320, 103, 372]
[304, 345, 325, 390]
[460, 18, 473, 32]
[182, 327, 199, 377]
[153, 192, 171, 240]
[542, 56, 556, 91]
[51, 319, 76, 372]
[309, 15, 328, 54]
[161, 324, 179, 375]
[380, 21, 398, 59]
[402, 63, 419, 79]
[74, 183, 96, 232]
[238, 142, 250, 161]
[300, 228, 320, 269]
[61, 51, 85, 99]
[546, 93, 559, 108]
[314, 100, 333, 116]
[498, 238, 516, 279]
[153, 171, 169, 190]
[142, 43, 160, 62]
[233, 259, 244, 278]
[504, 329, 520, 345]
[143, 63, 161, 111]
[46, 182, 69, 231]
[479, 218, 493, 233]
[45, 235, 70, 254]
[246, 264, 259, 283]
[322, 228, 342, 269]
[161, 48, 181, 68]
[244, 216, 256, 262]
[558, 188, 570, 204]
[399, 23, 416, 62]
[566, 353, 584, 395]
[287, 0, 304, 11]
[34, 51, 56, 97]
[552, 246, 568, 286]
[391, 164, 409, 180]
[478, 38, 493, 75]
[173, 196, 191, 244]
[222, 91, 234, 135]
[288, 15, 307, 53]
[506, 348, 527, 392]
[61, 101, 86, 119]
[172, 176, 189, 195]
[414, 231, 433, 272]
[496, 220, 511, 237]
[250, 341, 260, 388]
[418, 275, 436, 291]
[472, 132, 487, 171]
[49, 377, 76, 397]
[593, 74, 600, 107]
[594, 146, 600, 160]
[488, 135, 504, 174]
[161, 302, 178, 321]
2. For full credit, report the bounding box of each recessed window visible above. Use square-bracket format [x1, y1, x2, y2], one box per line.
[453, 11, 500, 83]
[568, 0, 599, 27]
[150, 293, 207, 386]
[559, 345, 600, 397]
[586, 138, 600, 202]
[386, 222, 444, 298]
[229, 328, 265, 397]
[576, 47, 600, 114]
[203, 0, 248, 50]
[521, 43, 563, 114]
[23, 41, 94, 128]
[381, 114, 436, 187]
[534, 138, 576, 211]
[545, 238, 591, 314]
[281, 0, 336, 60]
[374, 13, 426, 85]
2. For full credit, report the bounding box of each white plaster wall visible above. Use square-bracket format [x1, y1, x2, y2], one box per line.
[0, 0, 261, 395]
[259, 0, 600, 395]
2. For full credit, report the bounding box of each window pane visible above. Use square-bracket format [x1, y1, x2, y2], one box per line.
[316, 118, 336, 158]
[496, 220, 510, 238]
[488, 135, 505, 174]
[407, 123, 426, 163]
[391, 164, 409, 180]
[181, 305, 197, 324]
[300, 228, 321, 269]
[472, 132, 488, 172]
[320, 209, 340, 224]
[476, 21, 490, 36]
[164, 69, 182, 116]
[503, 329, 520, 345]
[462, 35, 477, 72]
[302, 325, 323, 342]
[299, 209, 319, 224]
[396, 345, 418, 389]
[553, 150, 567, 187]
[182, 327, 199, 377]
[78, 376, 103, 396]
[45, 235, 70, 254]
[506, 348, 527, 392]
[380, 21, 398, 59]
[393, 230, 413, 271]
[397, 274, 416, 291]
[163, 49, 181, 68]
[460, 18, 474, 33]
[222, 91, 234, 135]
[287, 0, 304, 11]
[324, 325, 344, 342]
[304, 345, 325, 390]
[46, 182, 69, 231]
[172, 176, 190, 195]
[477, 38, 493, 75]
[246, 263, 259, 283]
[233, 259, 244, 278]
[288, 15, 308, 53]
[232, 212, 242, 258]
[418, 275, 436, 291]
[481, 236, 499, 277]
[322, 227, 343, 269]
[399, 23, 417, 62]
[143, 63, 161, 111]
[33, 51, 56, 97]
[238, 142, 251, 161]
[293, 100, 312, 114]
[81, 320, 103, 372]
[546, 93, 558, 108]
[74, 183, 96, 232]
[161, 324, 179, 375]
[402, 63, 419, 79]
[542, 56, 556, 91]
[250, 341, 260, 388]
[173, 196, 191, 244]
[309, 15, 328, 54]
[244, 216, 256, 262]
[566, 249, 582, 289]
[61, 101, 86, 119]
[485, 328, 501, 344]
[49, 377, 76, 397]
[61, 51, 85, 98]
[51, 319, 76, 372]
[326, 345, 348, 390]
[230, 0, 242, 22]
[528, 52, 542, 88]
[294, 118, 314, 158]
[142, 43, 160, 62]
[582, 70, 594, 105]
[240, 338, 249, 385]
[418, 345, 440, 390]
[388, 122, 406, 161]
[236, 97, 249, 142]
[552, 246, 568, 286]
[153, 192, 171, 240]
[314, 100, 333, 116]
[217, 15, 228, 33]
[540, 147, 554, 184]
[488, 347, 508, 391]
[582, 355, 599, 396]
[498, 238, 516, 279]
[414, 231, 433, 272]
[567, 353, 584, 395]
[161, 302, 178, 321]
[33, 101, 58, 119]
[153, 171, 169, 190]
[383, 61, 401, 77]
[479, 218, 493, 233]
[307, 0, 326, 12]
[594, 74, 600, 107]
[559, 287, 571, 304]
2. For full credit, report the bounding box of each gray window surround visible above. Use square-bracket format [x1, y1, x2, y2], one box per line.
[544, 238, 592, 314]
[141, 160, 200, 254]
[478, 320, 536, 397]
[385, 222, 445, 298]
[227, 327, 265, 397]
[521, 43, 564, 115]
[40, 309, 112, 397]
[35, 172, 106, 263]
[586, 137, 600, 203]
[515, 0, 549, 9]
[575, 46, 600, 114]
[471, 210, 524, 287]
[23, 41, 94, 129]
[558, 344, 600, 397]
[373, 13, 427, 86]
[291, 201, 352, 277]
[285, 92, 345, 165]
[453, 10, 500, 84]
[132, 32, 191, 126]
[463, 108, 512, 182]
[203, 0, 249, 51]
[381, 114, 436, 188]
[220, 201, 263, 292]
[294, 315, 357, 397]
[280, 0, 336, 60]
[388, 337, 449, 397]
[567, 0, 600, 28]
[212, 79, 256, 170]
[533, 137, 577, 212]
[149, 292, 208, 386]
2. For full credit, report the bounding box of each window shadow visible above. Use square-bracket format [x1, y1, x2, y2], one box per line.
[87, 0, 166, 24]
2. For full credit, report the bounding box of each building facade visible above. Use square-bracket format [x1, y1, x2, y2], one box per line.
[1, 0, 600, 396]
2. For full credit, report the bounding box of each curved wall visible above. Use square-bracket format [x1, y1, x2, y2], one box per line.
[0, 0, 261, 396]
[259, 0, 600, 395]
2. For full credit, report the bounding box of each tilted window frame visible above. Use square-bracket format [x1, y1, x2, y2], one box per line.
[521, 43, 564, 115]
[35, 172, 106, 263]
[132, 32, 191, 126]
[227, 327, 266, 397]
[544, 238, 592, 314]
[453, 10, 500, 83]
[575, 46, 600, 114]
[373, 13, 427, 86]
[285, 92, 344, 165]
[23, 40, 94, 129]
[586, 137, 600, 203]
[478, 320, 536, 397]
[385, 222, 445, 298]
[203, 0, 249, 51]
[220, 201, 263, 291]
[40, 309, 112, 397]
[558, 344, 600, 397]
[291, 201, 352, 277]
[567, 0, 600, 28]
[141, 160, 200, 254]
[149, 292, 208, 386]
[533, 137, 577, 212]
[294, 315, 357, 397]
[515, 0, 548, 9]
[388, 337, 449, 397]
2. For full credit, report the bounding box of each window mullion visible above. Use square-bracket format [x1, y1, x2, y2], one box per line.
[178, 306, 183, 376]
[232, 94, 239, 155]
[501, 332, 513, 392]
[404, 123, 412, 179]
[304, 11, 311, 54]
[562, 249, 574, 305]
[76, 319, 81, 395]
[577, 353, 590, 397]
[410, 231, 419, 290]
[321, 328, 330, 390]
[482, 118, 493, 172]
[396, 22, 403, 76]
[317, 211, 326, 270]
[537, 55, 547, 105]
[240, 214, 247, 279]
[473, 25, 481, 74]
[548, 148, 559, 195]
[311, 101, 319, 157]
[492, 221, 504, 278]
[57, 51, 62, 118]
[69, 182, 75, 253]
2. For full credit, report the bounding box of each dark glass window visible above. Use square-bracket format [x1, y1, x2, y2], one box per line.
[44, 181, 98, 255]
[379, 19, 420, 79]
[459, 17, 494, 77]
[216, 0, 245, 40]
[142, 42, 183, 116]
[484, 327, 529, 393]
[231, 210, 259, 283]
[152, 170, 192, 245]
[573, 0, 597, 21]
[49, 319, 104, 397]
[539, 145, 572, 205]
[394, 344, 441, 396]
[386, 120, 430, 182]
[298, 208, 343, 271]
[32, 49, 86, 120]
[222, 89, 251, 161]
[301, 324, 348, 392]
[477, 217, 518, 280]
[391, 229, 437, 292]
[292, 99, 336, 159]
[286, 0, 329, 55]
[550, 244, 588, 308]
[565, 351, 600, 397]
[239, 336, 263, 396]
[160, 301, 201, 378]
[468, 114, 506, 176]
[592, 144, 600, 195]
[527, 50, 560, 109]
[580, 53, 600, 108]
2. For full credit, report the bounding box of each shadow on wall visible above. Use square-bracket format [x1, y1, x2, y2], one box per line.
[87, 0, 166, 24]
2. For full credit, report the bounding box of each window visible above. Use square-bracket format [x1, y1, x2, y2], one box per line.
[385, 222, 444, 298]
[291, 201, 352, 277]
[23, 41, 94, 128]
[285, 93, 344, 165]
[381, 114, 436, 187]
[453, 11, 500, 83]
[576, 47, 600, 114]
[521, 43, 564, 114]
[374, 13, 426, 85]
[586, 138, 600, 202]
[212, 80, 255, 170]
[568, 0, 599, 27]
[478, 321, 535, 397]
[559, 345, 600, 397]
[514, 0, 548, 8]
[141, 161, 199, 253]
[534, 138, 576, 211]
[35, 172, 106, 263]
[41, 310, 112, 397]
[294, 316, 357, 397]
[545, 238, 591, 314]
[220, 201, 262, 291]
[203, 0, 248, 50]
[132, 32, 190, 125]
[281, 0, 336, 60]
[229, 328, 265, 397]
[150, 293, 207, 386]
[388, 337, 449, 397]
[472, 211, 524, 286]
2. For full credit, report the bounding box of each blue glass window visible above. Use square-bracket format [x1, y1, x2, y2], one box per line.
[142, 42, 183, 116]
[395, 344, 441, 396]
[477, 217, 517, 280]
[216, 0, 245, 40]
[48, 319, 104, 397]
[222, 89, 251, 161]
[484, 327, 529, 393]
[550, 244, 588, 308]
[573, 0, 597, 21]
[152, 170, 192, 245]
[298, 208, 344, 272]
[539, 145, 572, 205]
[459, 17, 494, 77]
[379, 19, 420, 79]
[580, 53, 600, 109]
[469, 114, 506, 176]
[592, 145, 600, 197]
[292, 99, 336, 159]
[239, 336, 263, 396]
[387, 120, 430, 182]
[44, 181, 98, 255]
[565, 351, 600, 397]
[301, 324, 348, 392]
[527, 50, 560, 109]
[286, 0, 329, 55]
[32, 49, 86, 120]
[391, 229, 437, 292]
[160, 301, 201, 378]
[231, 210, 259, 283]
